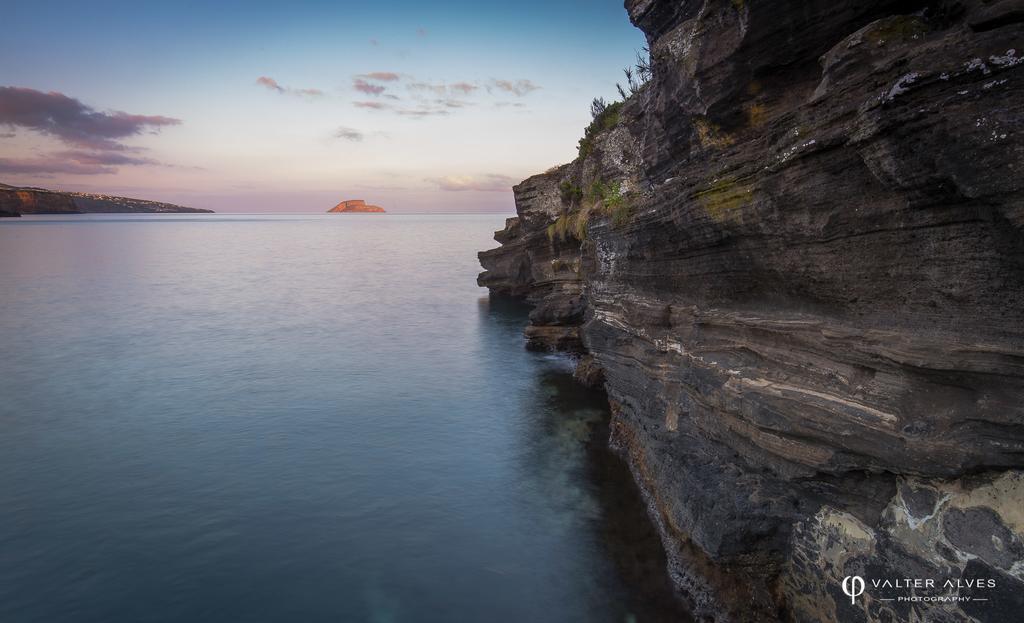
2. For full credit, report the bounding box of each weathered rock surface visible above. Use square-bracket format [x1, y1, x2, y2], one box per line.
[479, 1, 1024, 621]
[327, 199, 385, 213]
[0, 186, 79, 214]
[0, 183, 212, 213]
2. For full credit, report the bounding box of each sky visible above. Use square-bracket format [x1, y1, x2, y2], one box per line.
[0, 1, 646, 213]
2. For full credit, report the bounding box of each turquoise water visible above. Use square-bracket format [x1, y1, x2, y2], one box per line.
[0, 214, 684, 623]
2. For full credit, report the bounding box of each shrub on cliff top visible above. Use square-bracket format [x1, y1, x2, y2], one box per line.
[577, 101, 623, 159]
[617, 47, 652, 99]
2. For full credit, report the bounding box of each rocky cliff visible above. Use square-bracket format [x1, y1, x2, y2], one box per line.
[0, 183, 213, 214]
[327, 199, 386, 213]
[0, 186, 79, 215]
[479, 1, 1024, 621]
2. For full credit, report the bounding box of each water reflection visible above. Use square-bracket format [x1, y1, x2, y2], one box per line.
[0, 215, 689, 623]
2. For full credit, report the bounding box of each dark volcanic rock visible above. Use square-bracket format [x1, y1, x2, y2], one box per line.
[478, 1, 1024, 621]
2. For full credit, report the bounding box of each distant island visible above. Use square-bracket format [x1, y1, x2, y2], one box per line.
[327, 199, 385, 213]
[0, 183, 213, 216]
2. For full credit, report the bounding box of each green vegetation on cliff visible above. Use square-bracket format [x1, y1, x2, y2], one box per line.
[577, 100, 623, 159]
[547, 177, 632, 243]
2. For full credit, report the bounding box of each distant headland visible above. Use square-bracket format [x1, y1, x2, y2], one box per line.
[327, 200, 385, 214]
[0, 183, 213, 216]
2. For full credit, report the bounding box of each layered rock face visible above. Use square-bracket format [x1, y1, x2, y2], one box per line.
[479, 1, 1024, 621]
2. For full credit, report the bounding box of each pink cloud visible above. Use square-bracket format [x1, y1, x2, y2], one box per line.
[490, 79, 541, 96]
[0, 86, 180, 151]
[353, 78, 387, 96]
[256, 76, 324, 98]
[0, 149, 166, 176]
[358, 72, 400, 82]
[53, 150, 159, 166]
[450, 82, 478, 95]
[256, 76, 284, 93]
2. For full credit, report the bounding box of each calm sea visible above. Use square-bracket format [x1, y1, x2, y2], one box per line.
[0, 214, 684, 623]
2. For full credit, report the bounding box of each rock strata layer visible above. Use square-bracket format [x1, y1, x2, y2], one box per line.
[479, 1, 1024, 621]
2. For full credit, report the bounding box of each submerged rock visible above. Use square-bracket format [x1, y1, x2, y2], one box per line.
[479, 1, 1024, 621]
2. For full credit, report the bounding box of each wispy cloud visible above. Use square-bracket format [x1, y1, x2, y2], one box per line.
[357, 72, 400, 82]
[256, 76, 324, 97]
[334, 126, 364, 141]
[0, 149, 169, 176]
[408, 82, 448, 96]
[350, 74, 537, 117]
[353, 96, 448, 117]
[0, 156, 116, 176]
[397, 108, 450, 118]
[54, 150, 159, 166]
[353, 78, 387, 96]
[429, 174, 516, 191]
[437, 99, 471, 109]
[256, 76, 285, 93]
[490, 79, 540, 96]
[450, 82, 478, 95]
[408, 81, 481, 97]
[332, 126, 387, 141]
[351, 72, 403, 98]
[0, 86, 180, 151]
